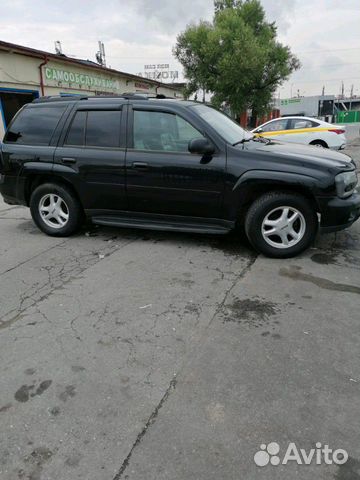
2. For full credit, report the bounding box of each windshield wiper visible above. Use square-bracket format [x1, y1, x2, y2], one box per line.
[233, 134, 271, 146]
[232, 135, 255, 146]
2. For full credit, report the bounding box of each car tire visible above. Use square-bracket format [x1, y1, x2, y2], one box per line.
[310, 140, 328, 148]
[30, 183, 83, 237]
[245, 192, 318, 258]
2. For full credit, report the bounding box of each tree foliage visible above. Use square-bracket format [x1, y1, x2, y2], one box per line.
[174, 0, 300, 115]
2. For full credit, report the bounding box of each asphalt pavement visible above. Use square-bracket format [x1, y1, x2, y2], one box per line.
[0, 140, 360, 480]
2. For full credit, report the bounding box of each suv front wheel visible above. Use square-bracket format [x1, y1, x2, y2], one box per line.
[30, 183, 83, 236]
[245, 192, 318, 258]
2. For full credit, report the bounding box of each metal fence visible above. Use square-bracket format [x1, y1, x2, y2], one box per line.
[336, 111, 360, 124]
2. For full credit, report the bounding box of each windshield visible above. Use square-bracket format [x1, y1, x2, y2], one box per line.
[190, 104, 253, 144]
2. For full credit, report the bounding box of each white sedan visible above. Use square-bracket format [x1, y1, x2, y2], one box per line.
[252, 116, 346, 150]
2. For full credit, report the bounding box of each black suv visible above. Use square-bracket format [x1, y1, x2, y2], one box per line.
[1, 94, 359, 258]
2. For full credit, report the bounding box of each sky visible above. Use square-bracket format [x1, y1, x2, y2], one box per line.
[1, 0, 360, 98]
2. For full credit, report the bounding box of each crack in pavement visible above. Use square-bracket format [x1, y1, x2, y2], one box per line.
[113, 376, 177, 480]
[206, 253, 258, 329]
[112, 252, 258, 479]
[0, 240, 67, 276]
[0, 237, 138, 331]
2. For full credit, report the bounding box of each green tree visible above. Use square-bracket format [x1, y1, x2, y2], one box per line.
[174, 0, 300, 117]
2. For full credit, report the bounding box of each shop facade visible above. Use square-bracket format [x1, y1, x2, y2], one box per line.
[0, 40, 184, 138]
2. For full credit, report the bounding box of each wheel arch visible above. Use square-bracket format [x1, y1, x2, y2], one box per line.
[310, 139, 328, 148]
[24, 172, 82, 207]
[232, 171, 320, 225]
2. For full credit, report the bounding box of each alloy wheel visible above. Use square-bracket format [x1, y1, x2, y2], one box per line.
[261, 206, 306, 249]
[38, 193, 69, 229]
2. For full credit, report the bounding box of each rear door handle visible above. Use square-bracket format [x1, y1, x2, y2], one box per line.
[132, 162, 148, 170]
[61, 157, 76, 164]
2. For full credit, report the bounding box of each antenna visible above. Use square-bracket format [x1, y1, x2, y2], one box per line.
[96, 41, 106, 67]
[55, 40, 63, 55]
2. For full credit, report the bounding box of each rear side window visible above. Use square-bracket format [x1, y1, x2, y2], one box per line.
[65, 110, 121, 148]
[290, 119, 319, 129]
[65, 111, 86, 146]
[4, 105, 66, 145]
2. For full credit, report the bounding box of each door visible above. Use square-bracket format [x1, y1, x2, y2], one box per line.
[54, 106, 127, 211]
[125, 106, 226, 218]
[286, 118, 320, 145]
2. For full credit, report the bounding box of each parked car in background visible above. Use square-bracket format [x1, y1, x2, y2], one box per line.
[1, 96, 359, 258]
[252, 116, 346, 150]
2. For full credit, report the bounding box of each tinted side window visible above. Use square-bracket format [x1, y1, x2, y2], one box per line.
[65, 111, 86, 146]
[133, 110, 204, 152]
[4, 105, 66, 145]
[86, 111, 121, 148]
[64, 110, 121, 148]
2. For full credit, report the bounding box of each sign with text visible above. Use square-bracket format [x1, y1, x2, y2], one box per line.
[45, 67, 118, 90]
[280, 98, 301, 106]
[138, 64, 179, 81]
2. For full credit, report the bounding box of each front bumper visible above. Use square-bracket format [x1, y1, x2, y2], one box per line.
[318, 191, 360, 233]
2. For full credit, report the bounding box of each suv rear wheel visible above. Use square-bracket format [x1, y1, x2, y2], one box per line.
[245, 192, 318, 258]
[30, 183, 83, 236]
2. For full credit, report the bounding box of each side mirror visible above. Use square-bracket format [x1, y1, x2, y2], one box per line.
[255, 127, 263, 133]
[188, 138, 215, 156]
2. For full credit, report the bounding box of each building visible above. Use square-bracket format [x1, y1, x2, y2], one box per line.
[276, 95, 335, 119]
[275, 94, 360, 124]
[0, 40, 184, 138]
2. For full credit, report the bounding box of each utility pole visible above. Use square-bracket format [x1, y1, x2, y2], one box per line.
[321, 85, 325, 96]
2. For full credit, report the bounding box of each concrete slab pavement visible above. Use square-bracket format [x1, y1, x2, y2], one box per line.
[123, 239, 360, 479]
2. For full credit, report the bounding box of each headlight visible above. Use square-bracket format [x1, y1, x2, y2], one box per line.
[335, 170, 358, 198]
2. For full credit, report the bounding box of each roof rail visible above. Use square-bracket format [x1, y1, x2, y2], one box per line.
[33, 95, 89, 103]
[119, 92, 150, 99]
[32, 93, 170, 103]
[118, 93, 169, 99]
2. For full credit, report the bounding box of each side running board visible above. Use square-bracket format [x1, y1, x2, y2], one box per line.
[91, 215, 233, 235]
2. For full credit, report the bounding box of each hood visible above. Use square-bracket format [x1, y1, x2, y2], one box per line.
[246, 139, 353, 170]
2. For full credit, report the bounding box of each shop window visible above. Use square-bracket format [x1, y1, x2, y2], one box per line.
[0, 91, 37, 128]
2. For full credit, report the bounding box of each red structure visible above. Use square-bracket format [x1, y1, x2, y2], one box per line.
[237, 109, 280, 129]
[255, 109, 280, 127]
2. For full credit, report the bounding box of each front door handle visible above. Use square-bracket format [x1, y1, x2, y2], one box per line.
[132, 162, 148, 170]
[61, 157, 77, 164]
